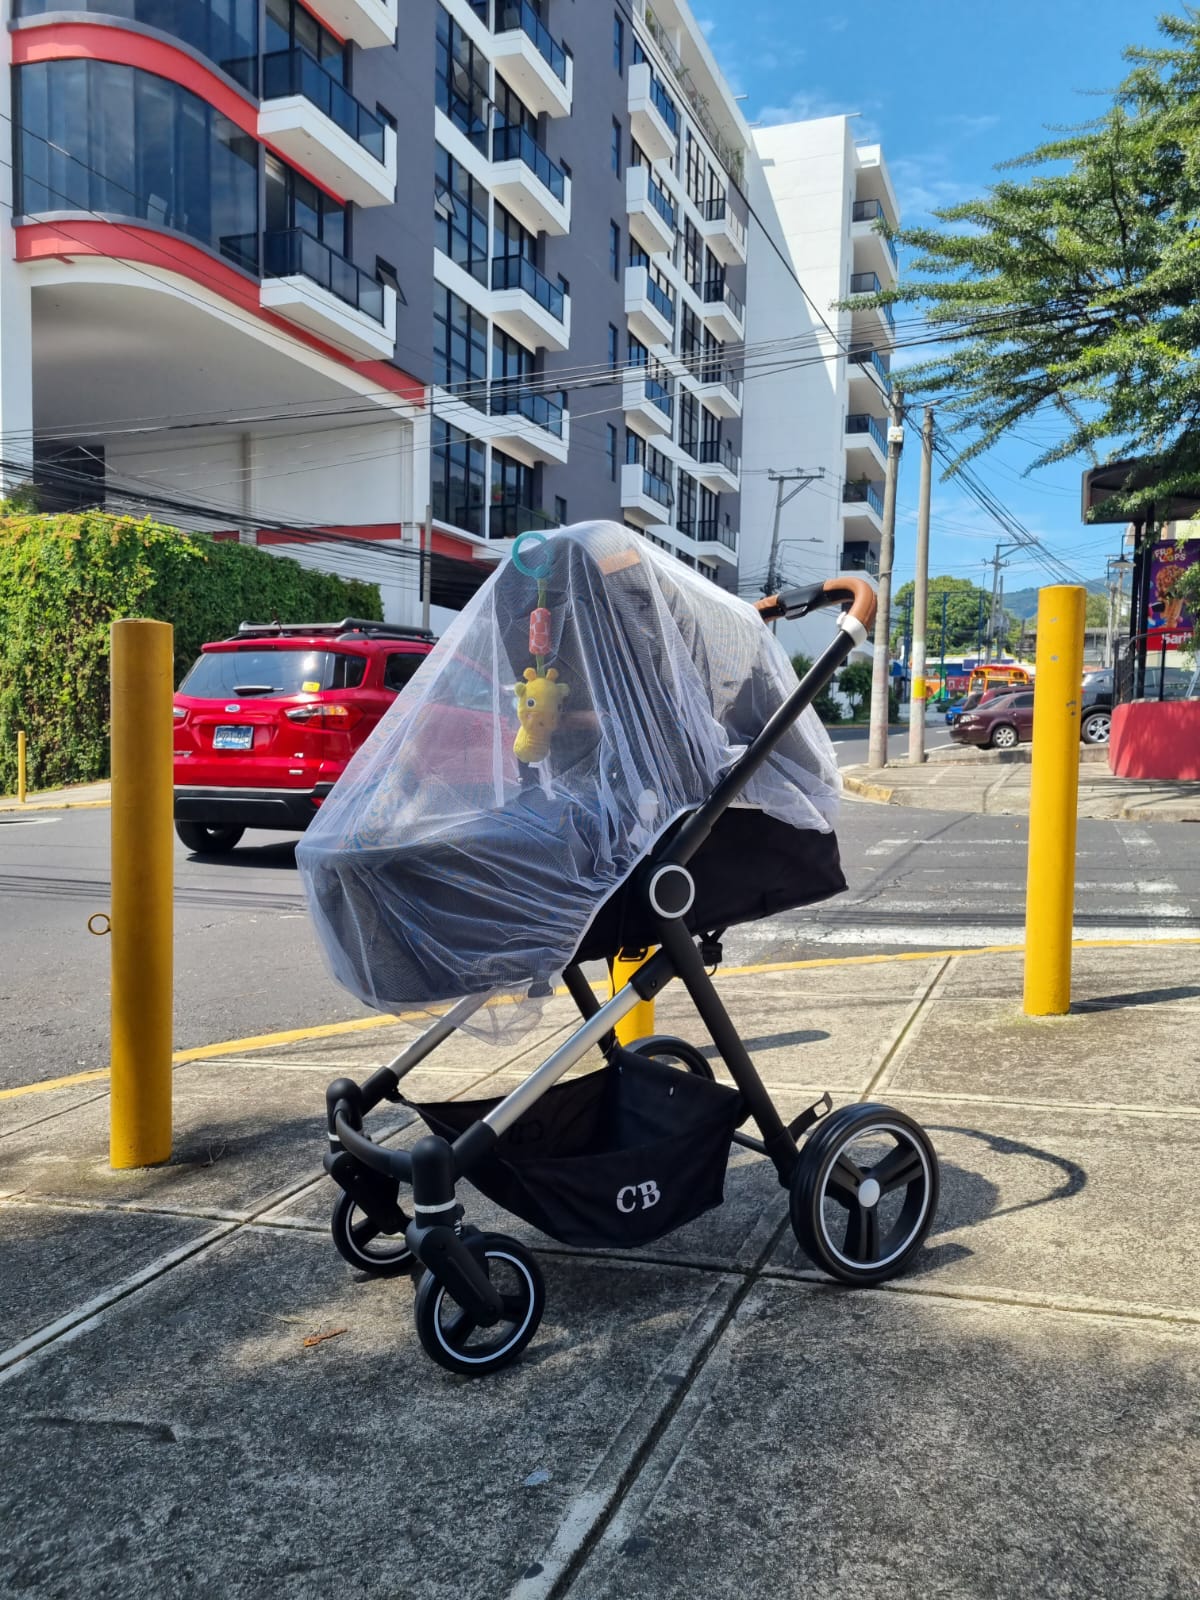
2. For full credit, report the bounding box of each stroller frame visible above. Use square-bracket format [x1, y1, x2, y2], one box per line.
[323, 579, 941, 1374]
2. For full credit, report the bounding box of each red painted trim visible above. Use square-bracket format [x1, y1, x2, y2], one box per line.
[13, 20, 348, 206]
[255, 525, 482, 564]
[16, 221, 425, 406]
[1110, 701, 1200, 781]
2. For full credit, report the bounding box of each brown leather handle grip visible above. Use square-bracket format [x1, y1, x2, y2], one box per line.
[756, 576, 877, 632]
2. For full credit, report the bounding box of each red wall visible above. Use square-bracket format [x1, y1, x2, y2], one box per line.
[1110, 702, 1200, 780]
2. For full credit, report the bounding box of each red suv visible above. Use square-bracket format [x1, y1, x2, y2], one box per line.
[172, 618, 434, 853]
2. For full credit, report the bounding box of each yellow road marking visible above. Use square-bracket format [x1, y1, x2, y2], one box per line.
[5, 935, 1200, 1101]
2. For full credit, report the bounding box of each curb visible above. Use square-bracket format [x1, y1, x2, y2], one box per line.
[842, 774, 897, 804]
[0, 799, 112, 813]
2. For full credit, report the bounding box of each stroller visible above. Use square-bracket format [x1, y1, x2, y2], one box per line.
[299, 524, 939, 1376]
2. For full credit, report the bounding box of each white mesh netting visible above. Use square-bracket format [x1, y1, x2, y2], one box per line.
[297, 522, 840, 1038]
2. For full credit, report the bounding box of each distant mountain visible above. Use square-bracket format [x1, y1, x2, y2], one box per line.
[1003, 579, 1106, 619]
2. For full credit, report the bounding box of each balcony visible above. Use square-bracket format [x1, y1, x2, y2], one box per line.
[490, 255, 570, 352]
[489, 501, 559, 541]
[845, 412, 888, 469]
[491, 124, 570, 237]
[625, 264, 674, 347]
[626, 166, 676, 257]
[259, 228, 395, 358]
[621, 460, 674, 526]
[842, 479, 885, 533]
[697, 197, 747, 266]
[851, 197, 898, 283]
[310, 0, 397, 48]
[701, 277, 744, 343]
[694, 363, 742, 418]
[487, 386, 570, 466]
[622, 371, 673, 436]
[693, 518, 739, 561]
[492, 0, 572, 119]
[695, 436, 740, 493]
[628, 61, 677, 162]
[841, 541, 880, 577]
[260, 48, 396, 207]
[848, 344, 892, 400]
[849, 271, 896, 342]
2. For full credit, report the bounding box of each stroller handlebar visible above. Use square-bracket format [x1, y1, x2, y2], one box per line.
[756, 576, 877, 634]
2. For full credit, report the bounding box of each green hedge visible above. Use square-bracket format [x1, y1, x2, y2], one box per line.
[0, 511, 381, 795]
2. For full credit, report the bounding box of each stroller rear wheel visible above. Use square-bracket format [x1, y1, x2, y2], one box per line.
[790, 1103, 938, 1286]
[331, 1189, 414, 1278]
[624, 1035, 715, 1080]
[414, 1233, 545, 1376]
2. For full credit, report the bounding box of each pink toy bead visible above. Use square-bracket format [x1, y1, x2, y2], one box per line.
[529, 607, 552, 656]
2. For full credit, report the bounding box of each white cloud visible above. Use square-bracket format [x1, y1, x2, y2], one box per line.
[698, 16, 717, 36]
[754, 88, 878, 141]
[888, 151, 979, 222]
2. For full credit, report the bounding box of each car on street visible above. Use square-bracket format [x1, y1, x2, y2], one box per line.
[949, 689, 1035, 750]
[1080, 669, 1113, 746]
[172, 618, 435, 854]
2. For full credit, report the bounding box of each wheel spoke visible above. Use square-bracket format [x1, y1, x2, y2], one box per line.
[350, 1216, 382, 1250]
[870, 1142, 924, 1195]
[844, 1202, 881, 1264]
[443, 1308, 478, 1347]
[826, 1151, 864, 1208]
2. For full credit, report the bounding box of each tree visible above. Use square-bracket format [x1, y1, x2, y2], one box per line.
[891, 576, 994, 654]
[838, 660, 874, 718]
[791, 654, 841, 724]
[855, 11, 1200, 514]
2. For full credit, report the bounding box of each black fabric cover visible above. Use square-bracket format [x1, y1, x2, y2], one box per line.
[409, 1052, 743, 1249]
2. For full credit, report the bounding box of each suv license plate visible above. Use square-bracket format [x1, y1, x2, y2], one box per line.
[213, 725, 255, 750]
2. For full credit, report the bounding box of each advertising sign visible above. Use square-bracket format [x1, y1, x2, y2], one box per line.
[1147, 539, 1200, 650]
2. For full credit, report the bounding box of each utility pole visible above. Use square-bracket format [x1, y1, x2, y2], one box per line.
[907, 406, 934, 765]
[421, 503, 432, 633]
[765, 468, 824, 594]
[867, 386, 904, 769]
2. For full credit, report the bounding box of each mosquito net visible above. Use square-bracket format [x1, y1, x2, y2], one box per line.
[297, 521, 840, 1034]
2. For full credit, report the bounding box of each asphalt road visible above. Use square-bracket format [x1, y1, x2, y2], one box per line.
[3, 793, 1199, 1091]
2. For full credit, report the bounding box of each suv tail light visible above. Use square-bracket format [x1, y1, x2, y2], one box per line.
[285, 703, 363, 732]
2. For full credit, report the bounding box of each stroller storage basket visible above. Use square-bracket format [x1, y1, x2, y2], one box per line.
[409, 1052, 743, 1250]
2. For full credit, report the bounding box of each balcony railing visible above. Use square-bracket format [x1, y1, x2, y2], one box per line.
[644, 376, 673, 418]
[696, 362, 743, 400]
[846, 413, 887, 453]
[649, 73, 679, 135]
[702, 196, 747, 250]
[489, 386, 565, 437]
[842, 545, 880, 576]
[843, 481, 885, 518]
[491, 123, 566, 203]
[263, 228, 384, 322]
[853, 198, 898, 265]
[262, 48, 385, 161]
[640, 5, 744, 184]
[849, 271, 894, 326]
[647, 173, 676, 230]
[699, 437, 739, 475]
[495, 0, 567, 84]
[702, 278, 743, 323]
[849, 346, 892, 392]
[641, 468, 673, 508]
[490, 500, 557, 540]
[646, 276, 675, 325]
[694, 519, 737, 550]
[491, 255, 566, 321]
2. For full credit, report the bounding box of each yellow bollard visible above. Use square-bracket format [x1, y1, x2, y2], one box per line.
[610, 947, 656, 1045]
[109, 618, 175, 1168]
[1023, 586, 1086, 1016]
[17, 729, 26, 804]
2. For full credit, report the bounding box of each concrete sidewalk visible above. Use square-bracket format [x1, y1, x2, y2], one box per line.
[0, 780, 111, 812]
[843, 752, 1200, 821]
[4, 945, 1200, 1598]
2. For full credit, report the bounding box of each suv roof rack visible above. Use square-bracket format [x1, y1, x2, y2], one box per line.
[233, 618, 436, 643]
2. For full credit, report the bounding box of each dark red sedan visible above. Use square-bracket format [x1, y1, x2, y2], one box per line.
[949, 689, 1035, 750]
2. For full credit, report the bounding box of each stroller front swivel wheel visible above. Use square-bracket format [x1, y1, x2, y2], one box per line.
[414, 1233, 545, 1376]
[331, 1189, 414, 1278]
[790, 1103, 938, 1286]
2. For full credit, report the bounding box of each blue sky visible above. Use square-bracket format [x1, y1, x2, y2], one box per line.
[697, 0, 1174, 599]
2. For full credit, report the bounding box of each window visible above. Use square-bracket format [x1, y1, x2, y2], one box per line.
[683, 219, 702, 292]
[676, 470, 696, 535]
[609, 221, 621, 279]
[611, 119, 621, 176]
[17, 60, 260, 271]
[607, 324, 620, 373]
[15, 0, 259, 90]
[384, 653, 423, 692]
[435, 3, 489, 151]
[492, 326, 535, 411]
[495, 80, 538, 146]
[629, 238, 649, 270]
[434, 145, 489, 283]
[265, 153, 345, 256]
[626, 428, 644, 466]
[678, 391, 698, 458]
[433, 285, 488, 406]
[680, 305, 701, 360]
[686, 132, 705, 208]
[606, 424, 618, 481]
[613, 13, 624, 72]
[699, 484, 718, 530]
[490, 449, 536, 540]
[266, 0, 345, 81]
[494, 203, 536, 266]
[431, 420, 485, 536]
[554, 496, 567, 525]
[627, 335, 648, 368]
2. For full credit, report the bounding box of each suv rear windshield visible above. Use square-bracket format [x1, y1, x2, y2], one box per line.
[179, 648, 366, 698]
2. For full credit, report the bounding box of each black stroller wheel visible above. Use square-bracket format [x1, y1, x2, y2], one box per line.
[790, 1103, 938, 1286]
[414, 1234, 545, 1376]
[625, 1035, 715, 1080]
[331, 1189, 414, 1278]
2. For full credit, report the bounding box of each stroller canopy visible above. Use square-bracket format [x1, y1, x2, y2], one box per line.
[297, 522, 840, 1021]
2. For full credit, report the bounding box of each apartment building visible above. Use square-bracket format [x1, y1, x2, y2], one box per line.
[0, 0, 751, 627]
[742, 116, 900, 657]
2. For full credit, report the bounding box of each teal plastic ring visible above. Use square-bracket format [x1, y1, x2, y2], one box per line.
[511, 530, 551, 578]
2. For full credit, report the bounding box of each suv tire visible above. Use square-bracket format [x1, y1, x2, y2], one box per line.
[175, 821, 246, 854]
[1081, 709, 1111, 745]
